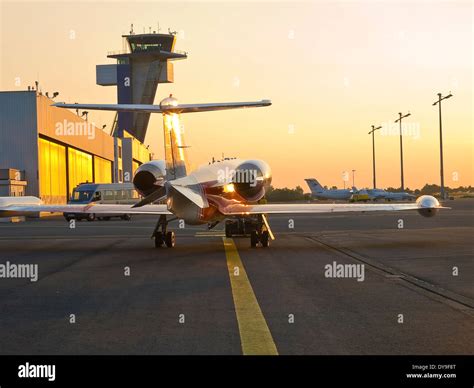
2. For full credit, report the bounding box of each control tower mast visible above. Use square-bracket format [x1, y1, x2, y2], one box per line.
[96, 30, 187, 142]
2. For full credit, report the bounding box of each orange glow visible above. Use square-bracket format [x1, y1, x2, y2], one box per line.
[223, 183, 235, 193]
[2, 2, 471, 189]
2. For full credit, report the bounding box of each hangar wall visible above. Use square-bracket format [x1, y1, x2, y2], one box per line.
[0, 91, 40, 197]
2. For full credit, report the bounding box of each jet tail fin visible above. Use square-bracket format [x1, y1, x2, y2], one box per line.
[305, 178, 325, 194]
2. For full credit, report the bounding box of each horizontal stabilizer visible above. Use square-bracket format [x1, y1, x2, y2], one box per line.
[52, 100, 271, 115]
[132, 186, 167, 208]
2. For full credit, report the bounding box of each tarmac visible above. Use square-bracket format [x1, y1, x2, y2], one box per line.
[0, 199, 472, 355]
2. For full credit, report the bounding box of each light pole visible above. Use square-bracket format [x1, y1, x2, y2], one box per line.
[394, 112, 411, 191]
[432, 92, 452, 200]
[368, 125, 382, 189]
[342, 171, 348, 189]
[352, 169, 356, 188]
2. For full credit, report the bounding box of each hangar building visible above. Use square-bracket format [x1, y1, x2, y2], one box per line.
[0, 90, 152, 204]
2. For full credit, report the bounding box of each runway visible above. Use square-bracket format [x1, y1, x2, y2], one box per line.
[0, 199, 473, 355]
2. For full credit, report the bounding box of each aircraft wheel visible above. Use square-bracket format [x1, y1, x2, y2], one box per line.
[86, 213, 95, 222]
[250, 231, 259, 248]
[261, 231, 270, 248]
[165, 231, 176, 248]
[154, 232, 164, 248]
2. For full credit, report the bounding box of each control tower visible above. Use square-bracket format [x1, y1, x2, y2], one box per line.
[96, 31, 187, 142]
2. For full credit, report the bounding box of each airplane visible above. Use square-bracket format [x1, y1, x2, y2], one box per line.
[0, 95, 446, 248]
[305, 178, 354, 200]
[366, 189, 416, 202]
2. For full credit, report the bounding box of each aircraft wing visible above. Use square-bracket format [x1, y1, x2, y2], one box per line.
[52, 100, 271, 114]
[219, 196, 446, 215]
[0, 197, 172, 217]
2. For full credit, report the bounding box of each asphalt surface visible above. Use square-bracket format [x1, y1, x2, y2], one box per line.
[0, 199, 472, 355]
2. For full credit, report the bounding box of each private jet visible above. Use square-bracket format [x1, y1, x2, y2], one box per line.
[0, 95, 446, 248]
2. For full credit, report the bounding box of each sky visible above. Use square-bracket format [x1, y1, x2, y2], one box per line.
[1, 0, 472, 190]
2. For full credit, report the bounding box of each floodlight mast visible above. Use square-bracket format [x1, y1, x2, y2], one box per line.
[432, 92, 453, 200]
[368, 125, 382, 189]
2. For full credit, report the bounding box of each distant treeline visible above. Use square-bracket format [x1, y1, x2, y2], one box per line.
[265, 186, 311, 202]
[264, 184, 474, 202]
[390, 184, 473, 196]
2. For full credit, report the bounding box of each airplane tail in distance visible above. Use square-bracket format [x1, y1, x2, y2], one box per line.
[305, 178, 325, 193]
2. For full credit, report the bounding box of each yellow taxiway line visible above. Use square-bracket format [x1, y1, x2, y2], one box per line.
[222, 237, 278, 355]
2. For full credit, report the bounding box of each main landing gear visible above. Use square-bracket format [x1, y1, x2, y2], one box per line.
[152, 215, 176, 248]
[249, 214, 273, 248]
[250, 229, 270, 248]
[225, 214, 274, 248]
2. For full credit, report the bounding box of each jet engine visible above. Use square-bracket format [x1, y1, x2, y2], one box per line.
[133, 160, 167, 197]
[416, 195, 440, 218]
[232, 160, 272, 202]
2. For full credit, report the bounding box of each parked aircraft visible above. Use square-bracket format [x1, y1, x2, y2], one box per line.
[305, 178, 354, 200]
[0, 96, 445, 248]
[366, 189, 416, 201]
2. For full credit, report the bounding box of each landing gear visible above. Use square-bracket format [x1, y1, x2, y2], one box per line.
[165, 231, 175, 248]
[154, 232, 164, 248]
[152, 215, 176, 248]
[250, 231, 259, 247]
[261, 231, 270, 248]
[250, 215, 272, 248]
[225, 218, 256, 237]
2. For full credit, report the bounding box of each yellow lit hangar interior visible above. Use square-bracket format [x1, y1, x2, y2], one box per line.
[0, 90, 152, 205]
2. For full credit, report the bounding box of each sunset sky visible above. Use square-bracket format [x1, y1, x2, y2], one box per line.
[1, 1, 472, 190]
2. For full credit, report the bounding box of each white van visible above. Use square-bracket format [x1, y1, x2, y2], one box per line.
[64, 183, 139, 221]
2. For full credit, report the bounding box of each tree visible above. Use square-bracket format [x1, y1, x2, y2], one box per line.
[266, 185, 307, 202]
